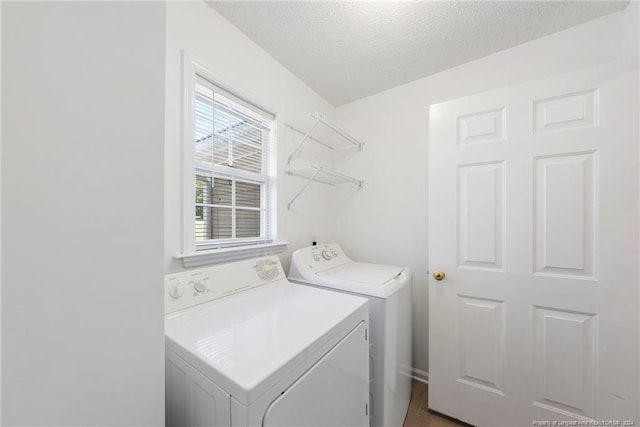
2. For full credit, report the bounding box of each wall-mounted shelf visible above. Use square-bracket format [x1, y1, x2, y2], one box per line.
[286, 165, 363, 210]
[287, 165, 363, 186]
[285, 112, 364, 164]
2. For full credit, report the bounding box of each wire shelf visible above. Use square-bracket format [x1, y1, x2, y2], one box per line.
[286, 165, 363, 209]
[285, 113, 364, 164]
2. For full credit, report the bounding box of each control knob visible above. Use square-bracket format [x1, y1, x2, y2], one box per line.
[322, 250, 332, 260]
[262, 263, 274, 276]
[169, 284, 184, 299]
[194, 280, 208, 293]
[255, 259, 279, 280]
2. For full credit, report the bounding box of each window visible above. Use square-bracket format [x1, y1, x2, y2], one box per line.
[192, 74, 275, 251]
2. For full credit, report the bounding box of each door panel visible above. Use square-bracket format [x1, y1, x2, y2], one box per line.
[457, 296, 506, 394]
[429, 61, 639, 426]
[532, 307, 597, 419]
[533, 89, 598, 134]
[458, 108, 506, 144]
[457, 162, 505, 271]
[534, 152, 597, 278]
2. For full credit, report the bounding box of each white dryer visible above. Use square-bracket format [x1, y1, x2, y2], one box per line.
[289, 244, 413, 427]
[164, 255, 370, 427]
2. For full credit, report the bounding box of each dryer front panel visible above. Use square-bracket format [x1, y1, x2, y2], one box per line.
[262, 322, 369, 427]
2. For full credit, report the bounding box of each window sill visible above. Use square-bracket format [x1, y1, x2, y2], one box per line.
[176, 241, 289, 268]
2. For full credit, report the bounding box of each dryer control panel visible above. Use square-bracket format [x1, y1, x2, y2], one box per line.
[289, 243, 352, 279]
[164, 255, 285, 314]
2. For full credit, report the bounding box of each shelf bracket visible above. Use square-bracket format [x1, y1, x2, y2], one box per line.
[287, 167, 321, 210]
[314, 114, 364, 152]
[287, 116, 321, 165]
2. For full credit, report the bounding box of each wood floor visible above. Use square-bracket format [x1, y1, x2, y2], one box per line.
[402, 380, 468, 427]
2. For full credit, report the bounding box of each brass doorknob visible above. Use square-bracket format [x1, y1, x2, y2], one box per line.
[433, 270, 446, 281]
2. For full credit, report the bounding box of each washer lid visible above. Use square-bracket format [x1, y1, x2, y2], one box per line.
[320, 262, 404, 285]
[164, 280, 367, 406]
[294, 262, 409, 298]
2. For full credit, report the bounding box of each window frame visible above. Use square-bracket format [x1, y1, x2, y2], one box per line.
[180, 52, 283, 266]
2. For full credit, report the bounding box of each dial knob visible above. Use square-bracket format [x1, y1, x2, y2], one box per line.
[313, 254, 321, 261]
[262, 263, 274, 276]
[255, 260, 279, 280]
[322, 250, 332, 260]
[169, 284, 184, 299]
[194, 280, 208, 293]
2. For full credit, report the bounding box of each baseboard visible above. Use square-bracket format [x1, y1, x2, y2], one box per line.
[411, 368, 429, 384]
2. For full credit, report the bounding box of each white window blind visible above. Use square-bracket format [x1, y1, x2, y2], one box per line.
[194, 75, 275, 250]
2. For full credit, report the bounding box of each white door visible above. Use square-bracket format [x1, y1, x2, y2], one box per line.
[428, 61, 639, 427]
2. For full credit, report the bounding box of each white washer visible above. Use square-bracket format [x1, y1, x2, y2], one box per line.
[289, 244, 413, 427]
[164, 255, 370, 427]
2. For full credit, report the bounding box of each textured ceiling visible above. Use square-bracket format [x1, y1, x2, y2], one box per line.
[208, 1, 629, 106]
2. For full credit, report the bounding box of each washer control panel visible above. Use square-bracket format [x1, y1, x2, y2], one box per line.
[289, 243, 351, 278]
[165, 255, 284, 314]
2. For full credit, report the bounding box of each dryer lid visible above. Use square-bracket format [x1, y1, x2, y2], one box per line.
[164, 280, 367, 406]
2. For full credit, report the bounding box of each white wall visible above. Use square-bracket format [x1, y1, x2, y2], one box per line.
[335, 5, 640, 378]
[2, 2, 166, 425]
[165, 1, 342, 274]
[630, 3, 640, 424]
[0, 0, 3, 420]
